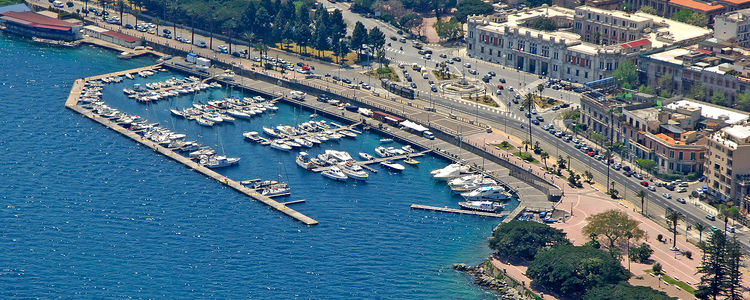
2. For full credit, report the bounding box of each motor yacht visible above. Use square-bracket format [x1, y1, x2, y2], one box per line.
[460, 186, 510, 201]
[339, 162, 369, 180]
[380, 160, 405, 172]
[458, 201, 504, 212]
[270, 140, 292, 151]
[359, 152, 374, 160]
[322, 166, 348, 181]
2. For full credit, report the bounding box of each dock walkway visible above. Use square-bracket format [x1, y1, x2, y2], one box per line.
[66, 70, 318, 226]
[410, 204, 509, 218]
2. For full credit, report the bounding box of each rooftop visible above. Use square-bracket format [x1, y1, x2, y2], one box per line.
[655, 133, 683, 145]
[669, 0, 725, 12]
[724, 124, 750, 141]
[721, 0, 750, 5]
[666, 100, 750, 124]
[102, 30, 139, 43]
[0, 11, 76, 30]
[575, 6, 652, 23]
[628, 106, 661, 120]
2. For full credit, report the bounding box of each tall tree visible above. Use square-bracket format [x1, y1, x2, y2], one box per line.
[351, 21, 368, 59]
[736, 92, 750, 111]
[718, 204, 740, 232]
[613, 60, 638, 89]
[724, 236, 744, 300]
[694, 222, 706, 243]
[697, 231, 727, 300]
[582, 210, 646, 250]
[636, 190, 646, 215]
[367, 26, 386, 49]
[488, 221, 569, 262]
[665, 209, 682, 249]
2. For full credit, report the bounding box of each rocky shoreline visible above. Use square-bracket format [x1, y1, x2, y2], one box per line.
[453, 261, 525, 299]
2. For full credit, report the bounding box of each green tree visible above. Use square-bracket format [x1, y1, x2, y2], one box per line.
[582, 210, 646, 250]
[350, 21, 368, 59]
[711, 92, 727, 106]
[584, 170, 593, 183]
[636, 158, 657, 174]
[665, 209, 682, 249]
[488, 221, 570, 262]
[613, 60, 638, 89]
[695, 222, 706, 242]
[629, 243, 654, 263]
[639, 5, 657, 14]
[718, 204, 740, 232]
[736, 92, 750, 111]
[724, 235, 744, 300]
[434, 18, 463, 41]
[584, 282, 675, 300]
[526, 0, 552, 8]
[638, 85, 655, 95]
[529, 17, 558, 31]
[527, 245, 630, 297]
[400, 13, 423, 31]
[561, 109, 580, 121]
[540, 151, 549, 169]
[697, 230, 727, 300]
[636, 190, 646, 215]
[689, 82, 707, 100]
[672, 9, 708, 27]
[367, 26, 386, 49]
[454, 0, 493, 22]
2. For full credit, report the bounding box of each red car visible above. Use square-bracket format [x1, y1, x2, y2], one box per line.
[587, 151, 595, 156]
[497, 84, 504, 90]
[641, 181, 649, 187]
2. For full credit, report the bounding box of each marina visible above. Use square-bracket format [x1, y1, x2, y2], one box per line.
[410, 204, 510, 218]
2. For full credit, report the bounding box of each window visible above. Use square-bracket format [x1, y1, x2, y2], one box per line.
[489, 49, 492, 55]
[585, 71, 588, 78]
[679, 152, 683, 160]
[575, 69, 580, 76]
[670, 150, 674, 158]
[508, 41, 513, 49]
[553, 65, 558, 71]
[469, 44, 472, 50]
[498, 51, 502, 58]
[530, 43, 537, 54]
[567, 67, 571, 74]
[481, 46, 484, 54]
[691, 152, 696, 160]
[507, 53, 513, 60]
[469, 32, 473, 38]
[553, 52, 558, 59]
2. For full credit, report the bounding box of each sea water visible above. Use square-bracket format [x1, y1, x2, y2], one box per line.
[0, 33, 515, 298]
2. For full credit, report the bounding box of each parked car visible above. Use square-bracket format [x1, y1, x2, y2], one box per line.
[706, 214, 716, 221]
[640, 181, 649, 187]
[677, 187, 687, 193]
[663, 193, 672, 199]
[633, 173, 643, 180]
[676, 198, 686, 204]
[453, 57, 462, 62]
[648, 186, 656, 191]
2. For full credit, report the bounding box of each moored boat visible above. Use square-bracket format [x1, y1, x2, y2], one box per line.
[380, 160, 405, 172]
[322, 166, 348, 181]
[458, 201, 504, 212]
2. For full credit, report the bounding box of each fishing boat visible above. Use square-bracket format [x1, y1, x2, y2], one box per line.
[460, 186, 511, 201]
[322, 166, 348, 181]
[380, 160, 405, 172]
[359, 152, 374, 160]
[339, 162, 369, 180]
[270, 140, 292, 151]
[458, 201, 504, 212]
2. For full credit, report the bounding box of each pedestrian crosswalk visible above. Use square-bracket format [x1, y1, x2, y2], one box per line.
[384, 47, 405, 55]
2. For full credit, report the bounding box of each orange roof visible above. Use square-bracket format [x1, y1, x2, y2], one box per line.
[655, 133, 683, 145]
[721, 0, 750, 5]
[669, 0, 725, 11]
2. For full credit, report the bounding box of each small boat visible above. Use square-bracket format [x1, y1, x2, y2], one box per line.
[227, 109, 252, 119]
[458, 201, 504, 212]
[375, 146, 391, 158]
[261, 184, 291, 197]
[309, 113, 319, 118]
[170, 109, 185, 118]
[196, 118, 215, 127]
[200, 155, 240, 168]
[296, 152, 318, 170]
[124, 73, 135, 80]
[339, 162, 369, 181]
[403, 157, 419, 165]
[340, 130, 357, 138]
[285, 140, 302, 148]
[270, 140, 292, 151]
[402, 145, 415, 153]
[304, 136, 321, 144]
[252, 95, 266, 102]
[380, 138, 393, 143]
[359, 152, 374, 160]
[243, 131, 269, 144]
[322, 166, 348, 181]
[294, 138, 313, 148]
[263, 127, 284, 138]
[461, 186, 511, 201]
[203, 113, 223, 123]
[380, 160, 405, 172]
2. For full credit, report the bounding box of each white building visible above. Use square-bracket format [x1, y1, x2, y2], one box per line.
[714, 8, 750, 47]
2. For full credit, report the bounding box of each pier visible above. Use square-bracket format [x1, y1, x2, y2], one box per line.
[310, 151, 430, 172]
[410, 204, 509, 218]
[65, 70, 318, 226]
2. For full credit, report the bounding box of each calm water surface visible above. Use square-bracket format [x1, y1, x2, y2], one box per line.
[0, 33, 513, 298]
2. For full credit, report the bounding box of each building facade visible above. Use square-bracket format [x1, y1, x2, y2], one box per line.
[714, 9, 750, 47]
[0, 11, 81, 41]
[704, 124, 750, 210]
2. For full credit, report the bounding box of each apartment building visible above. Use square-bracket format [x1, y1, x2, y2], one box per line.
[705, 124, 750, 210]
[715, 8, 750, 47]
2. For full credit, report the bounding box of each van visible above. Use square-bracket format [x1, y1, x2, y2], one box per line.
[423, 131, 435, 139]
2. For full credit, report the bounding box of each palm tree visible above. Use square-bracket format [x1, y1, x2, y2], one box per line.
[254, 42, 269, 68]
[665, 209, 683, 250]
[625, 230, 633, 272]
[244, 32, 255, 59]
[718, 204, 739, 232]
[636, 190, 646, 215]
[524, 93, 535, 151]
[694, 222, 706, 242]
[117, 0, 124, 24]
[540, 152, 549, 169]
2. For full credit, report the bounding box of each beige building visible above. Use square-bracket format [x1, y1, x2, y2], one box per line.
[705, 124, 750, 210]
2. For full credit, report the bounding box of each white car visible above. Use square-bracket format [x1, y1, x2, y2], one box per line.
[648, 186, 656, 191]
[663, 193, 672, 199]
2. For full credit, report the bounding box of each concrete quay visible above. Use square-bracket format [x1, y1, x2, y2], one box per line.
[410, 204, 509, 218]
[66, 70, 319, 226]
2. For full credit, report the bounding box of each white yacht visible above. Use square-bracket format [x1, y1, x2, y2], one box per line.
[460, 186, 510, 201]
[227, 109, 251, 119]
[380, 160, 405, 172]
[433, 164, 471, 181]
[322, 166, 348, 181]
[170, 109, 185, 118]
[448, 174, 482, 187]
[458, 201, 503, 212]
[196, 118, 214, 127]
[451, 178, 498, 193]
[294, 138, 313, 148]
[200, 156, 240, 168]
[263, 127, 284, 138]
[359, 152, 374, 160]
[339, 162, 369, 180]
[296, 152, 318, 170]
[270, 140, 292, 151]
[375, 146, 391, 157]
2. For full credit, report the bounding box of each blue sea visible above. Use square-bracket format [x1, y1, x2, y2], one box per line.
[0, 33, 513, 298]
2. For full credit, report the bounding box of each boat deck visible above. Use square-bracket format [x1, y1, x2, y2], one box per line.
[310, 150, 430, 173]
[410, 204, 509, 218]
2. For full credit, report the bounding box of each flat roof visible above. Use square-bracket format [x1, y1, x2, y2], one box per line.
[666, 100, 750, 124]
[634, 12, 712, 48]
[576, 6, 652, 22]
[629, 106, 660, 120]
[722, 0, 750, 5]
[621, 38, 651, 49]
[0, 11, 76, 29]
[724, 125, 750, 140]
[102, 30, 139, 43]
[648, 47, 692, 65]
[669, 0, 724, 12]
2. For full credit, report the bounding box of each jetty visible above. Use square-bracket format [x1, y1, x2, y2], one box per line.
[410, 204, 509, 218]
[310, 150, 430, 172]
[271, 121, 363, 144]
[65, 72, 318, 226]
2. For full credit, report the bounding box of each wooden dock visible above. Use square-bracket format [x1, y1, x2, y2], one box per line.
[65, 71, 318, 226]
[410, 204, 509, 218]
[310, 150, 430, 172]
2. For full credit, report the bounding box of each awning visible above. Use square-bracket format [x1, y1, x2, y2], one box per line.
[400, 120, 428, 132]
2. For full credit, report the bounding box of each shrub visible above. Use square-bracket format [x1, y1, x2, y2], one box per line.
[629, 243, 654, 263]
[685, 250, 692, 260]
[652, 262, 662, 274]
[657, 234, 663, 242]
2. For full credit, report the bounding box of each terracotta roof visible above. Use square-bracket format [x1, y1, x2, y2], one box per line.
[621, 38, 651, 49]
[655, 133, 683, 145]
[0, 11, 75, 29]
[102, 30, 139, 43]
[720, 0, 750, 5]
[669, 0, 725, 11]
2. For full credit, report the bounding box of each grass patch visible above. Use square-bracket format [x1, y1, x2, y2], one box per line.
[432, 70, 457, 80]
[645, 270, 696, 294]
[462, 95, 498, 107]
[367, 66, 400, 82]
[0, 0, 23, 6]
[493, 141, 514, 150]
[532, 95, 562, 109]
[513, 151, 538, 163]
